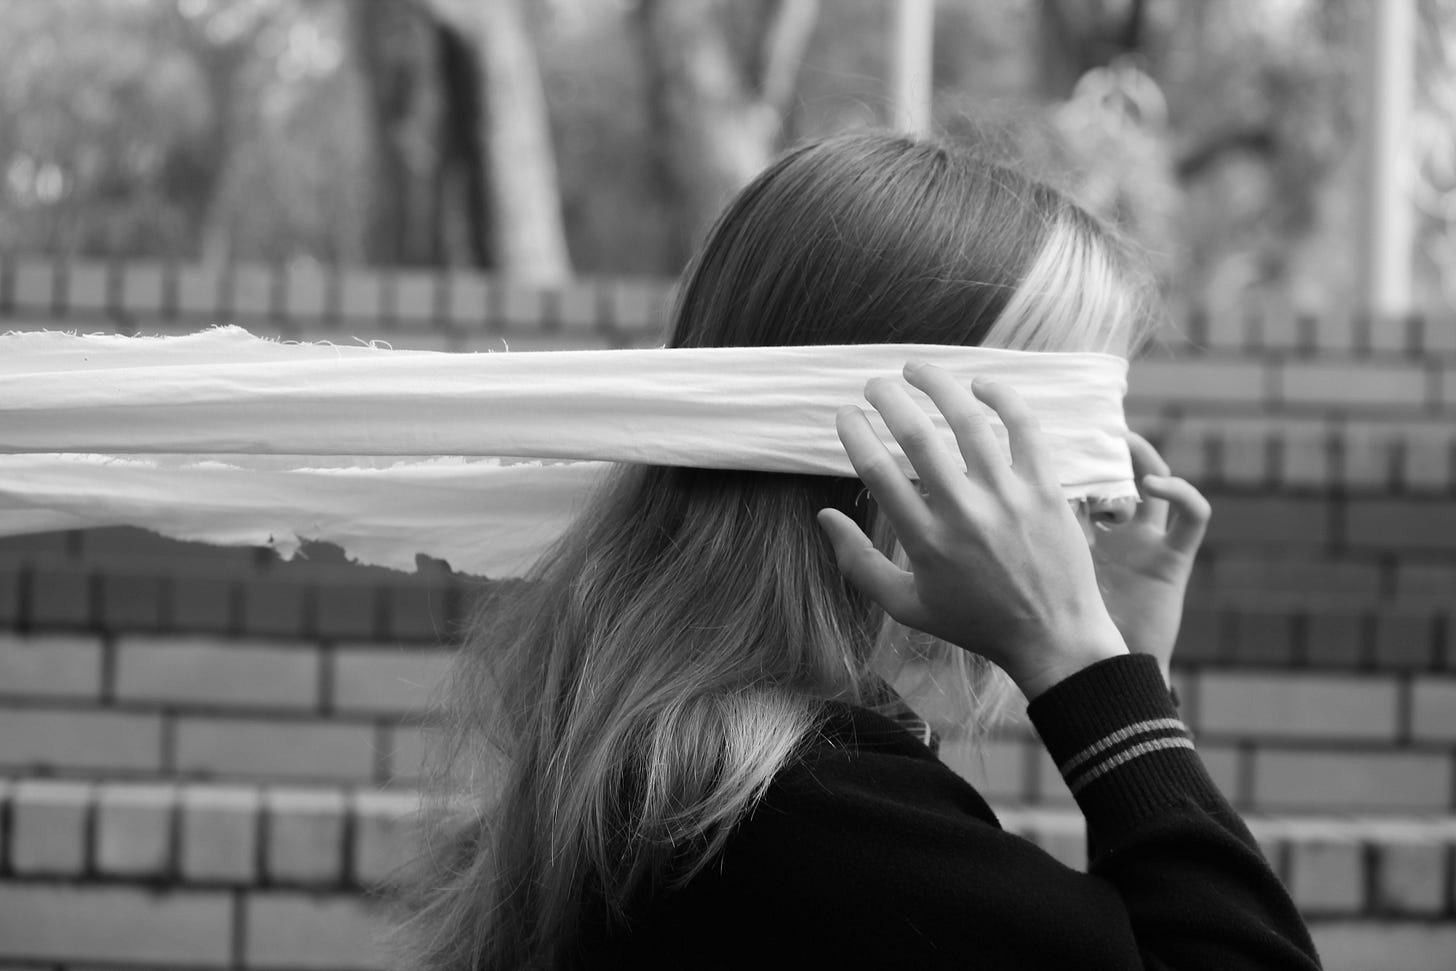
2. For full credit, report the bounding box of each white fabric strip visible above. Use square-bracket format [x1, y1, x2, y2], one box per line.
[0, 326, 1135, 576]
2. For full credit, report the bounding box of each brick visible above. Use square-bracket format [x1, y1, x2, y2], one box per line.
[1226, 611, 1299, 666]
[1201, 308, 1251, 351]
[1370, 313, 1418, 353]
[1279, 360, 1428, 408]
[12, 257, 57, 311]
[1311, 923, 1456, 971]
[1252, 749, 1452, 811]
[1195, 743, 1243, 803]
[384, 582, 454, 641]
[0, 567, 18, 625]
[382, 723, 428, 785]
[231, 264, 275, 318]
[1280, 430, 1333, 488]
[1032, 828, 1087, 871]
[245, 892, 388, 969]
[175, 264, 225, 317]
[941, 737, 1030, 802]
[77, 524, 254, 562]
[445, 272, 491, 327]
[1197, 672, 1398, 741]
[1303, 611, 1368, 669]
[351, 789, 423, 887]
[1209, 556, 1381, 604]
[1310, 310, 1357, 351]
[265, 788, 347, 886]
[1345, 499, 1456, 552]
[1372, 612, 1440, 669]
[0, 882, 232, 965]
[115, 635, 319, 709]
[555, 279, 603, 331]
[28, 564, 93, 629]
[1393, 562, 1456, 605]
[1032, 748, 1075, 806]
[1288, 840, 1364, 913]
[175, 717, 376, 782]
[496, 281, 548, 329]
[180, 785, 260, 883]
[0, 709, 162, 772]
[9, 780, 92, 875]
[392, 271, 438, 324]
[338, 270, 384, 321]
[1422, 312, 1456, 354]
[66, 261, 111, 313]
[1154, 431, 1210, 482]
[1201, 495, 1329, 549]
[314, 582, 380, 639]
[240, 578, 307, 636]
[0, 632, 103, 697]
[283, 262, 331, 320]
[95, 783, 176, 877]
[1215, 432, 1273, 486]
[170, 574, 237, 633]
[1173, 607, 1224, 662]
[99, 573, 165, 630]
[118, 261, 167, 313]
[333, 646, 450, 715]
[1375, 842, 1447, 914]
[1126, 359, 1267, 406]
[608, 279, 671, 334]
[1341, 430, 1403, 491]
[0, 529, 71, 556]
[1412, 679, 1456, 740]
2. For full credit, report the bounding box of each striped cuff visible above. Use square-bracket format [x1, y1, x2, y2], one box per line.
[1059, 718, 1194, 795]
[1028, 654, 1226, 849]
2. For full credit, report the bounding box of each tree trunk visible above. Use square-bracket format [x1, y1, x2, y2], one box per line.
[636, 0, 818, 258]
[351, 0, 443, 265]
[428, 0, 572, 282]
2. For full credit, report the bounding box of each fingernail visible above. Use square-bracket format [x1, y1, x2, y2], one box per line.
[903, 361, 926, 375]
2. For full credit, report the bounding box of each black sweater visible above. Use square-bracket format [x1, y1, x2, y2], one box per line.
[599, 654, 1321, 969]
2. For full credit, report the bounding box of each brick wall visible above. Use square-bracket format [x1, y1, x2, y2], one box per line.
[1, 257, 1454, 971]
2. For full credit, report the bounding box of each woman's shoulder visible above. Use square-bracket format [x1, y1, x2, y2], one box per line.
[752, 699, 1002, 831]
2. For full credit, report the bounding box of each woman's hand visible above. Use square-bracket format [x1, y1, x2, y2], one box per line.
[1088, 433, 1211, 686]
[816, 363, 1128, 701]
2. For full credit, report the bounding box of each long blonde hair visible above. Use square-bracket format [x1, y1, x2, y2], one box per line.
[389, 131, 1154, 970]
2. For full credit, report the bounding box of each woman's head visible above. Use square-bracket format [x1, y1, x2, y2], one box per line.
[671, 130, 1153, 358]
[397, 131, 1158, 971]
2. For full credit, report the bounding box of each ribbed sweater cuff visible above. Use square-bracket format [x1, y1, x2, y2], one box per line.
[1026, 653, 1225, 851]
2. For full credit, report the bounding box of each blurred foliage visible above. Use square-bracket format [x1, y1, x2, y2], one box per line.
[0, 0, 1451, 312]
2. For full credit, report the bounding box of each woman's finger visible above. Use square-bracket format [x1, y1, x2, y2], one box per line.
[1127, 432, 1171, 529]
[862, 377, 975, 503]
[968, 379, 1056, 489]
[815, 508, 927, 627]
[900, 363, 1010, 491]
[834, 405, 936, 546]
[1142, 475, 1211, 555]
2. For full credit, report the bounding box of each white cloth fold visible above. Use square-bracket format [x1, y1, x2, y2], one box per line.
[0, 326, 1134, 576]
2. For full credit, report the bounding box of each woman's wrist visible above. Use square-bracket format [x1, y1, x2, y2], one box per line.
[1012, 623, 1130, 701]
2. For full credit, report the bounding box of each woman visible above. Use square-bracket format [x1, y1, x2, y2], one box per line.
[393, 132, 1321, 969]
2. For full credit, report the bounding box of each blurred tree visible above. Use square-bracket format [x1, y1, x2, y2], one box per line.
[349, 0, 489, 266]
[428, 0, 572, 281]
[1414, 0, 1456, 308]
[633, 0, 819, 255]
[166, 0, 281, 263]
